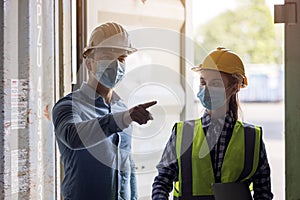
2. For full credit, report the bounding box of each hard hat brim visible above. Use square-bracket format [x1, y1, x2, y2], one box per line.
[191, 66, 201, 72]
[191, 65, 248, 88]
[192, 65, 229, 74]
[83, 46, 137, 58]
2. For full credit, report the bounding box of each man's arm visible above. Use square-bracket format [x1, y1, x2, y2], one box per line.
[52, 99, 128, 150]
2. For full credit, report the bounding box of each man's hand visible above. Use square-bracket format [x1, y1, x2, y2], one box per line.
[123, 101, 157, 125]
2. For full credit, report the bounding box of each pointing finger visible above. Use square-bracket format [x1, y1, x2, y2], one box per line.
[149, 113, 153, 120]
[139, 101, 157, 109]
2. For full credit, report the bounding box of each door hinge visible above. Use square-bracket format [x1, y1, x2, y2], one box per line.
[274, 2, 297, 24]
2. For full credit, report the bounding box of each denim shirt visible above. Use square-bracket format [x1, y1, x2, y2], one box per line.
[52, 82, 138, 200]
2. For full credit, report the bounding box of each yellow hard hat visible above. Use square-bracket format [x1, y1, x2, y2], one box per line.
[83, 22, 137, 58]
[192, 47, 248, 88]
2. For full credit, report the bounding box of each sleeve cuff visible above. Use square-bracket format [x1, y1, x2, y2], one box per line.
[113, 111, 130, 131]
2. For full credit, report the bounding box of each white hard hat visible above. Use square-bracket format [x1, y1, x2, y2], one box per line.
[83, 22, 137, 58]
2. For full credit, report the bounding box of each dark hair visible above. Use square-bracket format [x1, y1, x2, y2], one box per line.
[223, 72, 242, 120]
[229, 94, 239, 120]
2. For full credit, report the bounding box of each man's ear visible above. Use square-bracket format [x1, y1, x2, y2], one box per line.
[86, 58, 92, 71]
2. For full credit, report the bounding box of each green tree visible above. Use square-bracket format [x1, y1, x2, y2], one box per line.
[194, 0, 283, 65]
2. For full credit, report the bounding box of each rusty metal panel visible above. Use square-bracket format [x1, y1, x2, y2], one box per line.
[1, 0, 56, 199]
[0, 0, 4, 198]
[2, 1, 30, 199]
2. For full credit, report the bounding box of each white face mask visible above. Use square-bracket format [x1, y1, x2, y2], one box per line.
[94, 60, 125, 88]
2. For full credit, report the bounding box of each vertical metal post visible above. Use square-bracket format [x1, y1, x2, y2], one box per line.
[284, 1, 300, 199]
[275, 1, 300, 199]
[180, 0, 197, 121]
[54, 0, 75, 199]
[276, 1, 300, 199]
[72, 0, 87, 91]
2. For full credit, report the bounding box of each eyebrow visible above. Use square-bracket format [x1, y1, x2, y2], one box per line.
[118, 55, 127, 59]
[200, 77, 223, 82]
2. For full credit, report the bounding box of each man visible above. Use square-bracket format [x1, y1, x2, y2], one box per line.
[52, 22, 156, 200]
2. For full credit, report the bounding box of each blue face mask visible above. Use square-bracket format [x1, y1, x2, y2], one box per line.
[95, 60, 125, 88]
[197, 86, 226, 110]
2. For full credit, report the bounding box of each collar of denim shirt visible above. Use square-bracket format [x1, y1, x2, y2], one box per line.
[80, 82, 122, 104]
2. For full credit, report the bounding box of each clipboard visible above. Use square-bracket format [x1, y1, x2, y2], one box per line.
[212, 182, 253, 200]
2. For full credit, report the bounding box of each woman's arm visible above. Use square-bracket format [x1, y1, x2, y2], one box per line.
[252, 137, 274, 200]
[152, 128, 178, 200]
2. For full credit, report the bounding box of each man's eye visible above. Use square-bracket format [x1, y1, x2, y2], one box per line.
[101, 56, 114, 60]
[118, 57, 126, 63]
[211, 82, 223, 87]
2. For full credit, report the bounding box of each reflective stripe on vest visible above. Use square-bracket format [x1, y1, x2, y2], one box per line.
[174, 119, 261, 198]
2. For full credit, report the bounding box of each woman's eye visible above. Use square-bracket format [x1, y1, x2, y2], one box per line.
[200, 78, 206, 85]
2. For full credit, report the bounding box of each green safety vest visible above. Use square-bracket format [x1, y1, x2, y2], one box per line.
[173, 119, 261, 199]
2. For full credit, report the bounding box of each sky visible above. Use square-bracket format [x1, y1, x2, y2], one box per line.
[192, 0, 285, 28]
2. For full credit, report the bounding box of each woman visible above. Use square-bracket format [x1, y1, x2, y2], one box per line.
[152, 47, 273, 200]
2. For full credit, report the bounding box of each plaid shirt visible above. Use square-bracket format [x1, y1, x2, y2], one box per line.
[152, 111, 273, 200]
